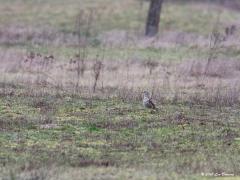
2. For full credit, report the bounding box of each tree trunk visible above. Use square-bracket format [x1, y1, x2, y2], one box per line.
[145, 0, 163, 37]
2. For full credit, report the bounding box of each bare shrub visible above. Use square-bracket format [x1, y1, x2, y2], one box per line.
[74, 8, 99, 91]
[205, 21, 226, 75]
[75, 10, 90, 89]
[20, 52, 55, 86]
[92, 60, 103, 93]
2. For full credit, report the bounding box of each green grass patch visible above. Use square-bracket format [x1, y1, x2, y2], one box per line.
[0, 90, 239, 178]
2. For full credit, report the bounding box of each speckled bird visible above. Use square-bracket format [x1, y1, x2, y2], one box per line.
[142, 91, 156, 109]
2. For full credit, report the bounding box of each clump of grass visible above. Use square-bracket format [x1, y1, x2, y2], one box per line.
[184, 83, 240, 107]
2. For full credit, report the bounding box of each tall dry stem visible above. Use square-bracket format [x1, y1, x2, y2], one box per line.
[75, 9, 94, 90]
[92, 58, 103, 93]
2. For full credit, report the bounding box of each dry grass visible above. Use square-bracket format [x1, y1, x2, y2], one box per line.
[0, 48, 240, 106]
[3, 166, 192, 180]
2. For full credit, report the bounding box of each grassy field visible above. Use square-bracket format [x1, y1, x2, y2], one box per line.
[0, 0, 240, 179]
[0, 86, 240, 179]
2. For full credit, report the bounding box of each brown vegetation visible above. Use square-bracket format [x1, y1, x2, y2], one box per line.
[1, 47, 240, 107]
